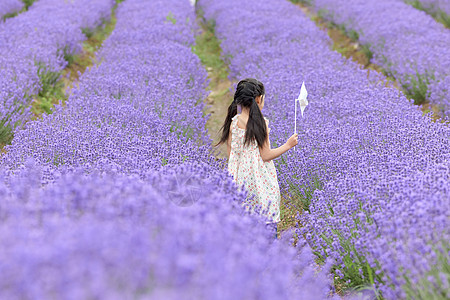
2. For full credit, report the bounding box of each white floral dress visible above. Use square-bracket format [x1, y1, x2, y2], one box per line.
[228, 114, 281, 224]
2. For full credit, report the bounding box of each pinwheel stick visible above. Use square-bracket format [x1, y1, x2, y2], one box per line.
[294, 98, 297, 151]
[294, 81, 308, 151]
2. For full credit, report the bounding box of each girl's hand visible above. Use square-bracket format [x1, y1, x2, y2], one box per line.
[286, 133, 298, 149]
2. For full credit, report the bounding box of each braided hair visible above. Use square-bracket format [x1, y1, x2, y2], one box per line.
[215, 78, 267, 149]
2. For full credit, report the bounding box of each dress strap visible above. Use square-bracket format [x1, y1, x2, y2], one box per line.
[231, 115, 238, 131]
[230, 115, 242, 157]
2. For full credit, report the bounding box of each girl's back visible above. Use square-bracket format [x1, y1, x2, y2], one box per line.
[228, 113, 281, 224]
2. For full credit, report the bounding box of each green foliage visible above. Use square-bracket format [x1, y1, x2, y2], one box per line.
[333, 44, 352, 56]
[62, 46, 75, 66]
[360, 44, 373, 62]
[22, 0, 36, 9]
[329, 236, 383, 298]
[36, 64, 62, 98]
[0, 83, 35, 146]
[335, 23, 373, 63]
[207, 19, 216, 33]
[0, 120, 14, 147]
[317, 202, 384, 298]
[52, 154, 64, 166]
[34, 62, 66, 114]
[340, 25, 373, 63]
[401, 71, 434, 105]
[347, 29, 359, 41]
[408, 0, 425, 10]
[287, 175, 323, 213]
[112, 92, 122, 100]
[186, 74, 195, 88]
[81, 27, 95, 38]
[316, 9, 376, 66]
[166, 12, 176, 25]
[169, 122, 196, 142]
[437, 11, 450, 28]
[289, 0, 312, 5]
[317, 8, 331, 20]
[2, 12, 19, 21]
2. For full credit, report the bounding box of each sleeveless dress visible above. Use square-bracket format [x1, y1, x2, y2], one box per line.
[228, 114, 281, 224]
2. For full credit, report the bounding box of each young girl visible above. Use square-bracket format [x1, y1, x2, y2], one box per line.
[215, 78, 298, 238]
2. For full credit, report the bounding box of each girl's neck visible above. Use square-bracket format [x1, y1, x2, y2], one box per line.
[240, 107, 250, 117]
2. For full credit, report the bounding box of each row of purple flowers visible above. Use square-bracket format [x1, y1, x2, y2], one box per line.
[0, 0, 114, 136]
[405, 0, 450, 24]
[307, 0, 450, 115]
[199, 0, 450, 298]
[0, 0, 340, 298]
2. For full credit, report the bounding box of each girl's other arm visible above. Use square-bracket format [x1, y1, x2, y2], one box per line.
[259, 121, 297, 162]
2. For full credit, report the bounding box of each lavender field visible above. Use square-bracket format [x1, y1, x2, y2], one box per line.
[0, 0, 448, 299]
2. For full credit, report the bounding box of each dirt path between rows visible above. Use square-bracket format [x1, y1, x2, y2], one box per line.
[193, 11, 237, 161]
[204, 74, 236, 161]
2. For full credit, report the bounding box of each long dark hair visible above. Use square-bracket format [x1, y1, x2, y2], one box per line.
[215, 78, 267, 149]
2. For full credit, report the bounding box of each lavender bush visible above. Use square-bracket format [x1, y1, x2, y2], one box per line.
[198, 0, 450, 298]
[0, 0, 23, 20]
[307, 0, 450, 114]
[0, 0, 340, 298]
[0, 0, 115, 142]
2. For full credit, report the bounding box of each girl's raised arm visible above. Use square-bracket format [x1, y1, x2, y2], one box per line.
[259, 120, 298, 162]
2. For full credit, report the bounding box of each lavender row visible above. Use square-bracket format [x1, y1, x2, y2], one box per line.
[0, 160, 341, 299]
[0, 0, 23, 19]
[0, 0, 115, 136]
[308, 0, 450, 115]
[199, 0, 450, 298]
[405, 0, 450, 25]
[0, 0, 340, 298]
[1, 0, 218, 174]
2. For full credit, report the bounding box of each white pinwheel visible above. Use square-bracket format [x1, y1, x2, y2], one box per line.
[294, 81, 308, 150]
